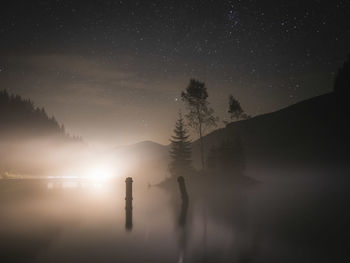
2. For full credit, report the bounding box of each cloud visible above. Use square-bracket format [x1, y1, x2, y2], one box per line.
[0, 53, 182, 145]
[2, 54, 175, 107]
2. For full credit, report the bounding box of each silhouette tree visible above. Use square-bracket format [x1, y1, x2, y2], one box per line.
[0, 89, 80, 141]
[181, 79, 217, 169]
[334, 55, 350, 114]
[228, 94, 250, 120]
[169, 112, 192, 178]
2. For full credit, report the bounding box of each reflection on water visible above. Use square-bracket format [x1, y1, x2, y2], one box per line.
[125, 206, 133, 231]
[47, 181, 104, 190]
[0, 172, 350, 263]
[177, 198, 189, 263]
[178, 201, 188, 227]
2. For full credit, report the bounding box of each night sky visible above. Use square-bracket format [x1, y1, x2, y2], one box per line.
[1, 0, 349, 146]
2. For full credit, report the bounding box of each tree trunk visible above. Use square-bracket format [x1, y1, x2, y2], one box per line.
[199, 122, 205, 169]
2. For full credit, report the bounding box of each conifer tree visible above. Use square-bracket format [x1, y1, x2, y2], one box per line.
[169, 112, 192, 177]
[228, 95, 250, 120]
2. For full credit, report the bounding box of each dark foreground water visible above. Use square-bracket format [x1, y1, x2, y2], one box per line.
[0, 170, 349, 263]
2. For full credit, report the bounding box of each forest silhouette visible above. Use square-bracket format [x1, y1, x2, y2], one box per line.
[0, 89, 81, 141]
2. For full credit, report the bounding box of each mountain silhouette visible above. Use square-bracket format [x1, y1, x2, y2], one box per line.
[111, 140, 170, 183]
[192, 92, 349, 170]
[111, 92, 349, 177]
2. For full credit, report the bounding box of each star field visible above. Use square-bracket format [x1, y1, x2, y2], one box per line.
[0, 0, 349, 146]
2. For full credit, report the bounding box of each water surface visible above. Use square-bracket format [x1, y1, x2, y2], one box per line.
[0, 171, 349, 263]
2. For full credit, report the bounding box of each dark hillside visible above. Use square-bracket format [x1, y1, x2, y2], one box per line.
[192, 92, 348, 169]
[0, 89, 79, 141]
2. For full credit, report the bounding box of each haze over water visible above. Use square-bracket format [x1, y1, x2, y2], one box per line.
[1, 1, 350, 262]
[1, 167, 348, 263]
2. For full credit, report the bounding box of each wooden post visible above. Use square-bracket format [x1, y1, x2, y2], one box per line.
[125, 177, 133, 231]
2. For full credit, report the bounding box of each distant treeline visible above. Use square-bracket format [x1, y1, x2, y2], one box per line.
[0, 89, 81, 141]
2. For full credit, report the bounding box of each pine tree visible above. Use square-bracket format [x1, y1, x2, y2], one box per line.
[228, 94, 251, 121]
[169, 112, 192, 178]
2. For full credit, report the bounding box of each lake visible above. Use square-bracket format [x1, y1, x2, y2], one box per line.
[0, 169, 349, 263]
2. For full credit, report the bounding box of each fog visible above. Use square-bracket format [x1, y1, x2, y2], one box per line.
[1, 147, 349, 263]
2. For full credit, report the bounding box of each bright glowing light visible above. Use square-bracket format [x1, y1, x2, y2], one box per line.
[52, 149, 128, 187]
[85, 162, 115, 183]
